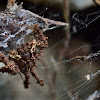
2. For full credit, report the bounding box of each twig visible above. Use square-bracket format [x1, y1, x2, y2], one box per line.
[58, 0, 70, 61]
[93, 0, 100, 5]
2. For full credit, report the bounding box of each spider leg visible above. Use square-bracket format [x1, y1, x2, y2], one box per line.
[23, 73, 30, 89]
[29, 60, 44, 86]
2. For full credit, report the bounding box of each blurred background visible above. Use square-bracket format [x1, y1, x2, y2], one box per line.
[0, 0, 100, 100]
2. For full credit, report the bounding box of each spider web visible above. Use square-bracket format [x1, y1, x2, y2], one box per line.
[1, 0, 100, 100]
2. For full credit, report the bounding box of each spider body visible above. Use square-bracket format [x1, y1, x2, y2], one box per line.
[0, 24, 48, 88]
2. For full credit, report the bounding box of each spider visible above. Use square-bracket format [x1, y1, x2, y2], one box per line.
[0, 24, 48, 88]
[0, 0, 48, 88]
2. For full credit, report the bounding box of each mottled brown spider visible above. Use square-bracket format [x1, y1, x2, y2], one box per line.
[0, 24, 48, 88]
